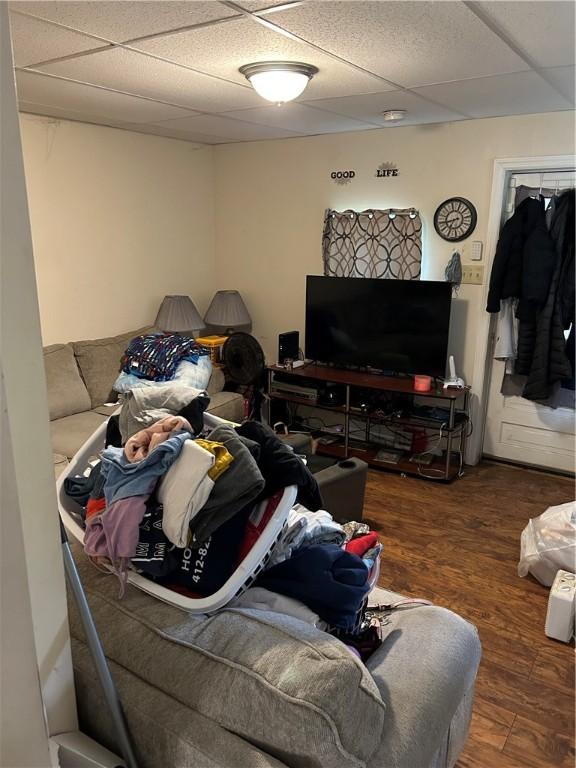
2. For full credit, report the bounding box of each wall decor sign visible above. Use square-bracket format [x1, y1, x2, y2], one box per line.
[330, 170, 355, 185]
[375, 162, 399, 178]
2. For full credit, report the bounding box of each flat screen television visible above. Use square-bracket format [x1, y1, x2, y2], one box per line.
[305, 276, 452, 377]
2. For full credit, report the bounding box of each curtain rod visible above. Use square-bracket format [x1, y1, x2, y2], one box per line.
[330, 207, 420, 219]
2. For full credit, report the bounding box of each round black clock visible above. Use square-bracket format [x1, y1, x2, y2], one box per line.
[433, 197, 477, 242]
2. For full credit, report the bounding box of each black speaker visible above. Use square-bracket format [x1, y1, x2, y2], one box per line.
[278, 331, 299, 365]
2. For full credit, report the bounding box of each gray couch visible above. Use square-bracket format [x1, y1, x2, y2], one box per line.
[50, 328, 481, 767]
[68, 545, 480, 768]
[43, 326, 244, 469]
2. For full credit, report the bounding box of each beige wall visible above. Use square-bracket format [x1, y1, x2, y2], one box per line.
[213, 111, 575, 385]
[20, 114, 216, 345]
[20, 110, 575, 384]
[2, 6, 76, 752]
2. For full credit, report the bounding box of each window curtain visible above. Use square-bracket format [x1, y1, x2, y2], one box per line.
[322, 208, 422, 280]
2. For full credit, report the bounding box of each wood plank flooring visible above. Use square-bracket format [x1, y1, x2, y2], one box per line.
[364, 460, 575, 768]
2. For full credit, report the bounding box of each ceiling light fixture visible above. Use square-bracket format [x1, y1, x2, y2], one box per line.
[239, 61, 319, 104]
[382, 109, 407, 122]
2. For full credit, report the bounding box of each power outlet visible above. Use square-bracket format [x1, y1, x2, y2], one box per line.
[461, 264, 484, 285]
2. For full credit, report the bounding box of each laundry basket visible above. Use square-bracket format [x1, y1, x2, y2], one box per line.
[57, 412, 297, 613]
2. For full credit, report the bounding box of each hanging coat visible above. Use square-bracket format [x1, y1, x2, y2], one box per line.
[486, 197, 557, 320]
[522, 190, 575, 401]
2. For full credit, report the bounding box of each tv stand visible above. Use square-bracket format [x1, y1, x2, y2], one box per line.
[267, 363, 470, 482]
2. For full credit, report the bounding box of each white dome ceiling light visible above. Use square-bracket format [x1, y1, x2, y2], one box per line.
[239, 61, 319, 105]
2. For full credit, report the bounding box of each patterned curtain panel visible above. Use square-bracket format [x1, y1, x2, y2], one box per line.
[322, 208, 422, 279]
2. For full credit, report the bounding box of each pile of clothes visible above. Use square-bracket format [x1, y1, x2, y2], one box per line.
[65, 386, 383, 659]
[113, 332, 213, 395]
[121, 332, 207, 382]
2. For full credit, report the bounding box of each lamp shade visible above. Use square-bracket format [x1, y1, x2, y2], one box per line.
[203, 290, 251, 333]
[155, 295, 204, 334]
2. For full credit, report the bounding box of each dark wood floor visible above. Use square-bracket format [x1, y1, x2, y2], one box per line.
[364, 460, 575, 768]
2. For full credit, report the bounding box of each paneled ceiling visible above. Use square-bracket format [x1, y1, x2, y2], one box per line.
[10, 0, 576, 145]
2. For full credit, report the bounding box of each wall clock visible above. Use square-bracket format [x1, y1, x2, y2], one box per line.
[433, 197, 477, 242]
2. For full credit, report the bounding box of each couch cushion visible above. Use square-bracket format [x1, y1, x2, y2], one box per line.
[43, 343, 91, 420]
[68, 542, 386, 768]
[207, 390, 244, 422]
[72, 326, 152, 408]
[50, 411, 109, 459]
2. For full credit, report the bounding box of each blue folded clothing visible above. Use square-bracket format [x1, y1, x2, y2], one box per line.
[101, 431, 189, 505]
[257, 544, 370, 630]
[121, 332, 209, 382]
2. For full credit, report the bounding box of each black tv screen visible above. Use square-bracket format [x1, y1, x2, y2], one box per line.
[305, 276, 452, 377]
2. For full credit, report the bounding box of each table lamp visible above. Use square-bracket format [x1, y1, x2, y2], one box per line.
[203, 290, 252, 334]
[155, 295, 204, 337]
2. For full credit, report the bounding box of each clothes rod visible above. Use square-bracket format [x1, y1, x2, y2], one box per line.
[510, 169, 576, 184]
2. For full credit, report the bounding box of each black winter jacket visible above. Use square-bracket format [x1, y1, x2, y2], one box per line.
[236, 421, 323, 511]
[486, 197, 557, 320]
[522, 190, 575, 401]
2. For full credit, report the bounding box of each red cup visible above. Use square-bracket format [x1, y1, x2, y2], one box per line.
[414, 375, 432, 392]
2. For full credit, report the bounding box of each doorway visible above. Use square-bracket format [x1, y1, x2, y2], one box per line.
[483, 168, 575, 473]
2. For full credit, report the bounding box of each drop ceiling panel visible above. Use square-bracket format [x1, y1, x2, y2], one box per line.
[271, 0, 530, 87]
[222, 102, 375, 133]
[118, 121, 229, 144]
[150, 113, 301, 140]
[19, 100, 135, 129]
[542, 66, 576, 105]
[10, 0, 576, 145]
[16, 71, 197, 123]
[9, 11, 106, 67]
[37, 47, 265, 112]
[238, 1, 303, 10]
[413, 71, 572, 119]
[304, 90, 465, 126]
[134, 17, 391, 99]
[478, 1, 575, 68]
[12, 2, 238, 43]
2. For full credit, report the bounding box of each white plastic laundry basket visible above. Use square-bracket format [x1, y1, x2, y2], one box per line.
[57, 412, 297, 613]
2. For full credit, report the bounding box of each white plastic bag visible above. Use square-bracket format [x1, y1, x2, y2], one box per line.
[518, 501, 576, 586]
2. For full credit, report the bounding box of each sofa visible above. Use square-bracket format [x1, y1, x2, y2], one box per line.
[50, 327, 481, 768]
[43, 325, 244, 472]
[69, 543, 481, 768]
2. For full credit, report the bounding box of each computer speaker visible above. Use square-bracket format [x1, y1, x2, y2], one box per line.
[278, 331, 299, 365]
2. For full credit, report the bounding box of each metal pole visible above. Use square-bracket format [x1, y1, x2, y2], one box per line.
[445, 398, 456, 480]
[61, 523, 139, 768]
[344, 384, 350, 457]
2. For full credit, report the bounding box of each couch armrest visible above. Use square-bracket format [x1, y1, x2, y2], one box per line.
[366, 604, 481, 768]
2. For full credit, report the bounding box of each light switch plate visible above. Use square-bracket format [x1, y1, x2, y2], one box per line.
[461, 265, 484, 284]
[470, 241, 483, 261]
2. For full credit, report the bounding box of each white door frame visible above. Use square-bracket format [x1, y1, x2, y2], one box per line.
[467, 154, 575, 465]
